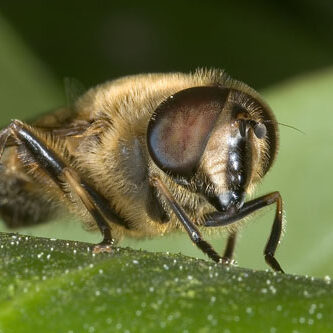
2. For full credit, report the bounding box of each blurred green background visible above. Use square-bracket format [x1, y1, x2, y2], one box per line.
[0, 1, 332, 278]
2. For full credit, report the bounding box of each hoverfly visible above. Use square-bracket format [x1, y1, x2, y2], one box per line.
[0, 69, 284, 272]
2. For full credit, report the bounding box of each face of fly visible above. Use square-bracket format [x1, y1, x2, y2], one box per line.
[147, 85, 278, 214]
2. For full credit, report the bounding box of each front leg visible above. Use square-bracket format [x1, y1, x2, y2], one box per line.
[151, 174, 225, 263]
[204, 192, 284, 273]
[0, 120, 128, 252]
[222, 232, 237, 263]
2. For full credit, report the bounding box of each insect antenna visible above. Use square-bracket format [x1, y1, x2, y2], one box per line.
[263, 120, 305, 135]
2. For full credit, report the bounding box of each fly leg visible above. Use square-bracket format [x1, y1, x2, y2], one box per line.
[222, 232, 237, 263]
[204, 192, 284, 273]
[150, 174, 227, 264]
[0, 120, 128, 253]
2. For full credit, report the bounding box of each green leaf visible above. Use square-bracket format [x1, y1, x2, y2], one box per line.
[0, 232, 332, 333]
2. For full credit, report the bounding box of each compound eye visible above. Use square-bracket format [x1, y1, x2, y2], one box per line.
[147, 86, 229, 178]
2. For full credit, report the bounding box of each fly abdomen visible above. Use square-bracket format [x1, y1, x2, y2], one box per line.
[0, 167, 58, 228]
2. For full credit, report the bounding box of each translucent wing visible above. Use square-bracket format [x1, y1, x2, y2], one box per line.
[63, 77, 86, 107]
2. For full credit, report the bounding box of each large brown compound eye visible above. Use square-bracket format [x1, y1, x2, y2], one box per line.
[147, 86, 229, 178]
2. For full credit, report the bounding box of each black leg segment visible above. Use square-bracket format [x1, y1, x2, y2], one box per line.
[0, 120, 128, 252]
[151, 175, 227, 264]
[204, 192, 284, 272]
[222, 232, 237, 262]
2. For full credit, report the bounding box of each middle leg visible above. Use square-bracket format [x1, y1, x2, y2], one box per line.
[0, 120, 128, 252]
